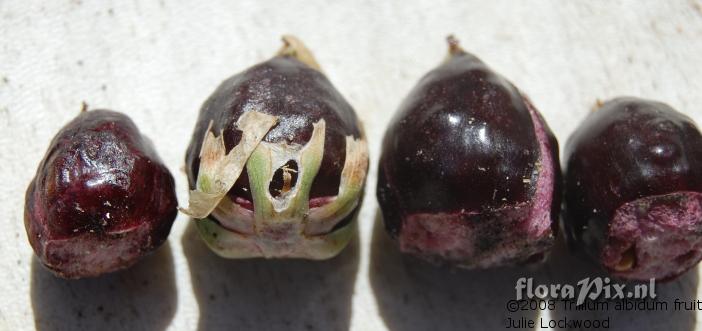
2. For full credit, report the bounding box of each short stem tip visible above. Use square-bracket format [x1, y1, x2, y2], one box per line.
[446, 34, 464, 55]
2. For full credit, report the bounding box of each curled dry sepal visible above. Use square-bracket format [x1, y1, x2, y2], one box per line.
[180, 111, 278, 218]
[182, 35, 368, 259]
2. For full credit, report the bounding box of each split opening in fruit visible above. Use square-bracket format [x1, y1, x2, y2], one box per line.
[614, 246, 637, 271]
[269, 160, 299, 198]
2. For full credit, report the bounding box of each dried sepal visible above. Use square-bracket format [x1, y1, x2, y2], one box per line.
[180, 111, 278, 218]
[305, 136, 369, 235]
[199, 120, 342, 258]
[303, 221, 356, 260]
[279, 119, 326, 218]
[277, 35, 322, 71]
[196, 214, 355, 260]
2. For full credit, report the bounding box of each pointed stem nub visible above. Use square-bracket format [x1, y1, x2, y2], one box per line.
[446, 34, 466, 56]
[277, 35, 322, 71]
[591, 99, 604, 113]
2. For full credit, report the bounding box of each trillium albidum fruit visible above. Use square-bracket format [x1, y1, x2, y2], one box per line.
[182, 36, 368, 259]
[377, 37, 560, 268]
[564, 97, 702, 281]
[25, 108, 178, 279]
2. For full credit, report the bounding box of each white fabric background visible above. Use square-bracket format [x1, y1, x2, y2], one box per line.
[1, 1, 702, 330]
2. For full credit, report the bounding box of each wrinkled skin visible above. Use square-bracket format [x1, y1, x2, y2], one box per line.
[563, 97, 702, 280]
[184, 39, 366, 259]
[25, 110, 177, 279]
[377, 43, 560, 268]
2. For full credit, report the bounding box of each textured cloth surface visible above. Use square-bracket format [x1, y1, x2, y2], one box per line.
[1, 1, 701, 330]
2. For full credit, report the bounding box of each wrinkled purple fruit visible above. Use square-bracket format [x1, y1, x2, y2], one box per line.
[183, 36, 368, 259]
[25, 109, 177, 279]
[564, 97, 702, 281]
[377, 37, 560, 268]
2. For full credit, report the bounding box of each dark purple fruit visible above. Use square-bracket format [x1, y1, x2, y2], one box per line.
[563, 97, 702, 281]
[377, 37, 560, 268]
[182, 36, 368, 259]
[25, 109, 177, 279]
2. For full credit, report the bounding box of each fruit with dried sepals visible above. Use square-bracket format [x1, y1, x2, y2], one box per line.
[182, 36, 368, 259]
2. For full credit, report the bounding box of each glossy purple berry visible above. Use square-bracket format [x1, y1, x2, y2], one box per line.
[25, 109, 177, 279]
[377, 37, 560, 268]
[563, 97, 702, 281]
